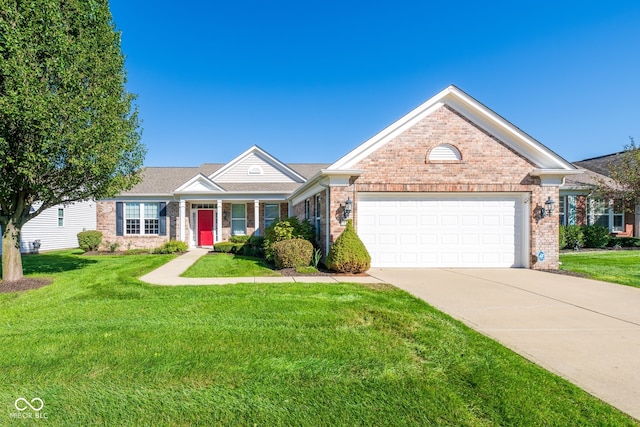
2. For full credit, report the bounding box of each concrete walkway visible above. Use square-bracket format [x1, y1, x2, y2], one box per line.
[139, 248, 387, 285]
[368, 268, 640, 420]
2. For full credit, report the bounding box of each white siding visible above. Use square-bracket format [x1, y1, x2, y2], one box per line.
[0, 200, 96, 254]
[214, 153, 300, 183]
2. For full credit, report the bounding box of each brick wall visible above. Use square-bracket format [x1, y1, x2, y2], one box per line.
[336, 105, 561, 269]
[96, 201, 173, 250]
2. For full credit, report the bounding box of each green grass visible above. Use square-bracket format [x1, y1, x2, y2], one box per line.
[0, 251, 637, 426]
[181, 253, 281, 277]
[560, 250, 640, 288]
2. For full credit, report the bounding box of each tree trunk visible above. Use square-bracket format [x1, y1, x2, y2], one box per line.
[1, 219, 24, 283]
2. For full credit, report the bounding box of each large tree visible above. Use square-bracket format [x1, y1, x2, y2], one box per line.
[0, 0, 144, 282]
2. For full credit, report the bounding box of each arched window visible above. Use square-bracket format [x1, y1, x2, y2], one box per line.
[428, 144, 462, 161]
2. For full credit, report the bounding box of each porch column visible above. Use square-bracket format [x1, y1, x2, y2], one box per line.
[635, 204, 640, 238]
[179, 199, 186, 242]
[254, 200, 260, 236]
[216, 199, 223, 243]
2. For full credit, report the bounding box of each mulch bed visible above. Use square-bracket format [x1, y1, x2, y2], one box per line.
[0, 277, 53, 294]
[278, 267, 369, 277]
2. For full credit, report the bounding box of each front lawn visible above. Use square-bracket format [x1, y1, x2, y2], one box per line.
[0, 251, 637, 426]
[560, 250, 640, 288]
[181, 253, 281, 277]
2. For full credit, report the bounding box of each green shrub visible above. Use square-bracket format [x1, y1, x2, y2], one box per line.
[273, 238, 313, 269]
[214, 242, 244, 253]
[239, 236, 265, 257]
[326, 220, 371, 273]
[105, 241, 121, 253]
[153, 240, 189, 254]
[264, 217, 315, 261]
[582, 225, 610, 248]
[230, 235, 251, 244]
[562, 225, 585, 250]
[608, 237, 640, 248]
[559, 226, 568, 250]
[77, 230, 103, 251]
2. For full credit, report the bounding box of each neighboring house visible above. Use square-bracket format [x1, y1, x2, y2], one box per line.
[98, 85, 582, 269]
[0, 200, 96, 254]
[559, 153, 639, 237]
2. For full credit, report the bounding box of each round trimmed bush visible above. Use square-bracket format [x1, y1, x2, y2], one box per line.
[273, 238, 313, 269]
[77, 230, 103, 251]
[326, 220, 371, 273]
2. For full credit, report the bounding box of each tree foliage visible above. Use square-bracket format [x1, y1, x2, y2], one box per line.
[0, 0, 144, 281]
[596, 138, 640, 211]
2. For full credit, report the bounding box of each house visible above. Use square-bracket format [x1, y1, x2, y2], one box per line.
[559, 153, 640, 237]
[0, 200, 96, 254]
[98, 85, 582, 269]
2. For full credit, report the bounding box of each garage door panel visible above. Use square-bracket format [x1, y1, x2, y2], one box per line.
[358, 193, 525, 268]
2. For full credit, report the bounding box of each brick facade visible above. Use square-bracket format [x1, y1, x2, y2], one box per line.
[97, 201, 173, 250]
[319, 105, 561, 269]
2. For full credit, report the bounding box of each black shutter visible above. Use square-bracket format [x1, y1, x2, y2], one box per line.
[116, 202, 123, 236]
[159, 202, 167, 236]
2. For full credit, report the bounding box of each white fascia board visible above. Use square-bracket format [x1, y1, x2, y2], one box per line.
[444, 95, 576, 170]
[329, 85, 576, 172]
[101, 195, 174, 201]
[531, 169, 584, 186]
[209, 145, 307, 183]
[289, 169, 363, 205]
[329, 99, 446, 170]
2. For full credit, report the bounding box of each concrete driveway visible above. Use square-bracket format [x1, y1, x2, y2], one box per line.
[368, 268, 640, 420]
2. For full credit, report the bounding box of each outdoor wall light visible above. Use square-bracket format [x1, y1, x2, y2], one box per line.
[540, 196, 555, 218]
[342, 197, 353, 221]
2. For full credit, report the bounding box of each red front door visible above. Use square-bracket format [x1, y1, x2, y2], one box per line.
[198, 210, 214, 246]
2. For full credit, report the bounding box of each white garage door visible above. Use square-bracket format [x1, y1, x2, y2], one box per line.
[357, 193, 527, 268]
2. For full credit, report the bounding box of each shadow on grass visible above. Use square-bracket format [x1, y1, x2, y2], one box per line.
[0, 252, 97, 276]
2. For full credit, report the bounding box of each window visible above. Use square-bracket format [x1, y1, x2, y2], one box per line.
[144, 203, 159, 235]
[588, 198, 624, 232]
[57, 208, 64, 227]
[125, 202, 160, 235]
[305, 199, 311, 221]
[264, 204, 279, 229]
[125, 203, 141, 234]
[231, 203, 246, 235]
[314, 195, 321, 235]
[559, 195, 578, 226]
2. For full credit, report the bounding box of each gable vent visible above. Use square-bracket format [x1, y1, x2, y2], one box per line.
[429, 144, 461, 161]
[248, 166, 264, 175]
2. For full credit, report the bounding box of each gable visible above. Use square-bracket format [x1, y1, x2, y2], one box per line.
[174, 174, 224, 193]
[329, 85, 576, 172]
[352, 105, 538, 186]
[210, 146, 306, 184]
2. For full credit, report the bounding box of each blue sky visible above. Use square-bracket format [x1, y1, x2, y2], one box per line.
[109, 1, 640, 166]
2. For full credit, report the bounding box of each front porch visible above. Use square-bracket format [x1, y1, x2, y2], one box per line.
[178, 200, 289, 248]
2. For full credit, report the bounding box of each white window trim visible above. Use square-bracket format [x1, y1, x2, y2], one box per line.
[57, 208, 64, 227]
[588, 198, 624, 233]
[125, 202, 160, 236]
[231, 203, 246, 236]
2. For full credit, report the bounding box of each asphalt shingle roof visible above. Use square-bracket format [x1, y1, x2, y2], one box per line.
[122, 163, 328, 195]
